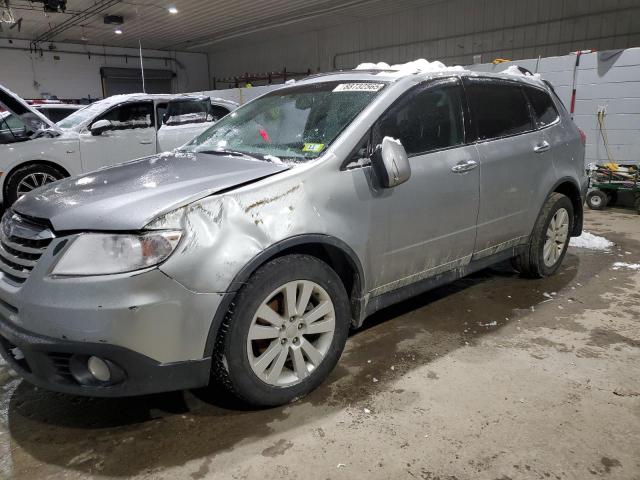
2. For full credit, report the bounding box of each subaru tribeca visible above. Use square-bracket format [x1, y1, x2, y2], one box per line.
[0, 67, 587, 407]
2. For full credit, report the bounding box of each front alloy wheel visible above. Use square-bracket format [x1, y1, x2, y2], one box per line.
[247, 280, 336, 386]
[17, 172, 59, 197]
[211, 254, 350, 407]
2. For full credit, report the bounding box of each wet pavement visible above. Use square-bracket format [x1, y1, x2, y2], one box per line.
[0, 208, 639, 479]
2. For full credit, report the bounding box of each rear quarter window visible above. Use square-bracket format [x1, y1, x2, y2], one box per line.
[465, 79, 533, 141]
[524, 86, 560, 128]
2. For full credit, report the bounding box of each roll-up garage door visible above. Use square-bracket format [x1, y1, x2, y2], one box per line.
[100, 67, 176, 96]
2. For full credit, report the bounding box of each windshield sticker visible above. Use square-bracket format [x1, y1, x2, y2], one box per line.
[302, 143, 325, 153]
[333, 83, 384, 92]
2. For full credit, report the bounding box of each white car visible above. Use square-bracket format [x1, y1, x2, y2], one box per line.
[156, 95, 237, 152]
[0, 85, 178, 205]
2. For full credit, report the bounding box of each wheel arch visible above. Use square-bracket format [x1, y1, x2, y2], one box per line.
[203, 234, 366, 357]
[2, 160, 70, 199]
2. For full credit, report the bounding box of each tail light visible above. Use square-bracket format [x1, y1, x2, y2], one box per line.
[578, 128, 587, 146]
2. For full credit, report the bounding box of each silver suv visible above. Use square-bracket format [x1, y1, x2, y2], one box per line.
[0, 69, 586, 406]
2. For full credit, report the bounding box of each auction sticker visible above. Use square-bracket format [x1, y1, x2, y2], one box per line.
[333, 83, 385, 92]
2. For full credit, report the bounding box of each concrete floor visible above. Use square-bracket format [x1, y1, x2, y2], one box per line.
[0, 208, 639, 480]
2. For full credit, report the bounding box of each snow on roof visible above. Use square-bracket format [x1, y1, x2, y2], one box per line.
[355, 58, 544, 83]
[355, 58, 465, 77]
[498, 65, 542, 80]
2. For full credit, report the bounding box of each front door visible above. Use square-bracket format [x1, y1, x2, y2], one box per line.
[80, 101, 156, 172]
[369, 78, 480, 296]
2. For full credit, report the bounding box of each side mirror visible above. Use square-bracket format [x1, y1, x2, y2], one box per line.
[90, 119, 113, 136]
[370, 136, 411, 188]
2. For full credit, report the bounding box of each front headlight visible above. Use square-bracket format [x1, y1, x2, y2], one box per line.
[51, 231, 182, 276]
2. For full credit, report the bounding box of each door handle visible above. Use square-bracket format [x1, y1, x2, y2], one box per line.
[140, 140, 153, 145]
[451, 159, 478, 173]
[534, 141, 550, 153]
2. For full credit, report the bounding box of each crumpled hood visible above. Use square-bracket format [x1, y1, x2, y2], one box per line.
[13, 151, 289, 231]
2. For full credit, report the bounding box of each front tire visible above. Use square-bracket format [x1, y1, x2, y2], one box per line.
[513, 192, 574, 278]
[211, 254, 350, 407]
[4, 163, 66, 206]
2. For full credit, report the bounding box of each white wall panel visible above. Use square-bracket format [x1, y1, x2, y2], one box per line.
[0, 39, 209, 99]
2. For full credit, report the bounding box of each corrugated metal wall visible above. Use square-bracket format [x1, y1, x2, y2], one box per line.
[208, 0, 640, 82]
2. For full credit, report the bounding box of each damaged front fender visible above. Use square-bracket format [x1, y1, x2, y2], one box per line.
[159, 178, 315, 293]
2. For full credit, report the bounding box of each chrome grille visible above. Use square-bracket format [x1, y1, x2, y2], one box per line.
[0, 212, 54, 283]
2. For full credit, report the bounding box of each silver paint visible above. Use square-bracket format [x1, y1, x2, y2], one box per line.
[0, 70, 585, 370]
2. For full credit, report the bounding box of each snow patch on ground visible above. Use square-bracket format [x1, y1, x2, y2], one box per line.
[569, 231, 614, 250]
[355, 58, 465, 77]
[612, 262, 640, 271]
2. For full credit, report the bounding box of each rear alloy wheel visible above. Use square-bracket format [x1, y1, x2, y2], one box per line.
[586, 190, 608, 210]
[4, 163, 65, 206]
[211, 254, 350, 407]
[543, 207, 570, 268]
[513, 192, 574, 278]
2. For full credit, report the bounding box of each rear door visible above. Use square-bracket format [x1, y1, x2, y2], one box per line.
[79, 101, 156, 172]
[370, 77, 480, 294]
[464, 77, 552, 258]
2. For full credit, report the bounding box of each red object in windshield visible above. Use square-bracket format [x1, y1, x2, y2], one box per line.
[259, 128, 270, 142]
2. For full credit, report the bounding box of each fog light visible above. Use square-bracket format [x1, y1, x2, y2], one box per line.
[87, 356, 111, 382]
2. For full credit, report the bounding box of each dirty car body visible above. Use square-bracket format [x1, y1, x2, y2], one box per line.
[0, 69, 587, 402]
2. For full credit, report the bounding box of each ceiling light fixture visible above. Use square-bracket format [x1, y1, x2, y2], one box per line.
[114, 28, 122, 34]
[167, 5, 178, 14]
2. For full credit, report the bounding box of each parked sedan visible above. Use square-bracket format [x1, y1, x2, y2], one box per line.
[0, 67, 586, 407]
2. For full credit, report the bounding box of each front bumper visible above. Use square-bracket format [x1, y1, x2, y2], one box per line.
[0, 232, 227, 396]
[0, 313, 211, 396]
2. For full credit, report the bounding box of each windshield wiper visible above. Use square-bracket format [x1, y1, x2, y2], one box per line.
[195, 149, 265, 161]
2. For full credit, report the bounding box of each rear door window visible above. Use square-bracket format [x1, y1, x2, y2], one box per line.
[524, 86, 559, 128]
[465, 79, 533, 140]
[374, 79, 465, 156]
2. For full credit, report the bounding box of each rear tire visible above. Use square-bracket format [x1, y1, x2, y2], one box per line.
[513, 192, 574, 278]
[4, 163, 66, 206]
[210, 254, 350, 407]
[586, 190, 608, 210]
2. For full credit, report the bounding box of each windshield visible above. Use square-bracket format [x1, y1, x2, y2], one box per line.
[56, 101, 108, 129]
[182, 81, 385, 162]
